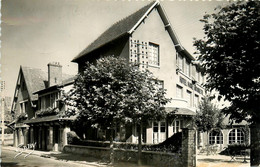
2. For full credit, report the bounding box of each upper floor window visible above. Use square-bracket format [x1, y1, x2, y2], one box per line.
[194, 94, 199, 108]
[186, 90, 192, 107]
[176, 85, 183, 99]
[39, 92, 59, 110]
[185, 60, 191, 77]
[195, 69, 201, 83]
[148, 43, 159, 66]
[177, 55, 184, 71]
[19, 100, 28, 113]
[229, 129, 245, 144]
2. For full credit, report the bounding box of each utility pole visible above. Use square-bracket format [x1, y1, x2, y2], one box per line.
[1, 81, 5, 145]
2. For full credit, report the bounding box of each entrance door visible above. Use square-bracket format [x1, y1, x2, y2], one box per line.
[53, 126, 59, 151]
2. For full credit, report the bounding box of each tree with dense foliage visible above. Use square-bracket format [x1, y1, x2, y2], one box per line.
[194, 96, 224, 133]
[194, 96, 224, 154]
[63, 56, 171, 165]
[194, 1, 260, 165]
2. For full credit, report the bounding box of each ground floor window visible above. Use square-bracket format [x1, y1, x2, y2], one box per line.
[209, 129, 223, 144]
[173, 120, 183, 134]
[229, 129, 245, 144]
[153, 121, 166, 144]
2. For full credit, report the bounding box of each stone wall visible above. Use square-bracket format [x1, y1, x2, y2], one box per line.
[63, 145, 182, 167]
[63, 128, 196, 167]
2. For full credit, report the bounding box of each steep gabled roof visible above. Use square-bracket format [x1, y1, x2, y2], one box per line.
[72, 1, 156, 62]
[11, 66, 74, 113]
[72, 1, 194, 63]
[21, 66, 47, 101]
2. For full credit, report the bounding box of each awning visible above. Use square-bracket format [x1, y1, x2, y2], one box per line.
[24, 115, 76, 124]
[165, 107, 196, 116]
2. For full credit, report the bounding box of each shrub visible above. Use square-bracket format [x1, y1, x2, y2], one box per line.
[67, 131, 81, 144]
[68, 132, 182, 153]
[220, 143, 250, 156]
[36, 107, 59, 117]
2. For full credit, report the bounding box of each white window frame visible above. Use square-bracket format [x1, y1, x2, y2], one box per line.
[178, 55, 184, 71]
[228, 129, 245, 144]
[176, 85, 183, 99]
[185, 59, 190, 77]
[148, 42, 159, 67]
[194, 94, 199, 108]
[153, 121, 166, 144]
[209, 129, 223, 144]
[173, 119, 183, 134]
[19, 100, 28, 113]
[186, 90, 192, 107]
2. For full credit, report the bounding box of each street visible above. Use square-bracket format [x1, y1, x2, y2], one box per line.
[1, 147, 251, 167]
[1, 149, 92, 167]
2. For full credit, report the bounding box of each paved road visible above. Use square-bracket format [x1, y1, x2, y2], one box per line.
[1, 149, 94, 167]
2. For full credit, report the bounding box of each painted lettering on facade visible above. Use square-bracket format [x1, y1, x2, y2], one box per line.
[179, 76, 203, 95]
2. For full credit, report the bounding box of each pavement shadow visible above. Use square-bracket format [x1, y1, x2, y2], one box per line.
[48, 153, 109, 164]
[199, 158, 239, 163]
[48, 153, 153, 167]
[1, 162, 23, 167]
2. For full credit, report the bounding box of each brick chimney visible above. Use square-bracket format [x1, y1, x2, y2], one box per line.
[48, 62, 62, 87]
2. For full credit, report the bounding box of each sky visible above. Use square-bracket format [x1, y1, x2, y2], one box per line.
[1, 0, 229, 98]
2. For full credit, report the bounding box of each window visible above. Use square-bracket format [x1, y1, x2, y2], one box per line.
[229, 129, 245, 144]
[173, 120, 183, 133]
[176, 85, 183, 98]
[19, 100, 28, 113]
[40, 92, 59, 110]
[197, 71, 200, 83]
[153, 121, 166, 144]
[194, 95, 199, 108]
[185, 60, 190, 77]
[148, 43, 159, 66]
[178, 55, 184, 71]
[209, 129, 223, 144]
[186, 90, 192, 107]
[195, 69, 199, 82]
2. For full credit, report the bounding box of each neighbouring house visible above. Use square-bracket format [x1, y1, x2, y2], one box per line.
[71, 1, 205, 144]
[199, 116, 250, 151]
[11, 63, 75, 151]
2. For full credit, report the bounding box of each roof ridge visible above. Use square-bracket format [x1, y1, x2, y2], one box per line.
[73, 1, 156, 62]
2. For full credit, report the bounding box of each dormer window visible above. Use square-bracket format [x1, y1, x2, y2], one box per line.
[19, 100, 28, 113]
[148, 42, 159, 66]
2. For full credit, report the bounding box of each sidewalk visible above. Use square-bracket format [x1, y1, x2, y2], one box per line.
[197, 154, 250, 167]
[2, 146, 153, 167]
[2, 146, 107, 167]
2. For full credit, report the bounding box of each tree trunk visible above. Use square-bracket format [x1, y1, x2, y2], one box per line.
[206, 131, 209, 156]
[109, 128, 114, 166]
[250, 122, 260, 166]
[137, 124, 142, 166]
